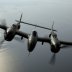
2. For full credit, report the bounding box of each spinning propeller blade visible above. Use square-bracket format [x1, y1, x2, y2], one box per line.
[14, 36, 25, 43]
[0, 39, 5, 48]
[0, 19, 7, 26]
[49, 53, 56, 65]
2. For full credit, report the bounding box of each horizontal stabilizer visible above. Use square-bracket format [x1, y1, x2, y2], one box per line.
[16, 20, 57, 31]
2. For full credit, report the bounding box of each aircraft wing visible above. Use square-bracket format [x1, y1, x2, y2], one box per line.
[16, 30, 50, 43]
[0, 25, 7, 30]
[37, 37, 50, 43]
[37, 37, 72, 45]
[60, 40, 72, 45]
[16, 30, 72, 45]
[16, 30, 29, 39]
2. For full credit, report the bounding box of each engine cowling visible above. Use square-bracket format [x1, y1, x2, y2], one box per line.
[49, 33, 51, 38]
[17, 24, 20, 29]
[50, 45, 60, 53]
[4, 28, 15, 41]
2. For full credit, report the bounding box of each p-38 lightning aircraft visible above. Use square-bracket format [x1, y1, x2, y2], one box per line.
[16, 20, 72, 53]
[17, 20, 72, 64]
[1, 15, 72, 53]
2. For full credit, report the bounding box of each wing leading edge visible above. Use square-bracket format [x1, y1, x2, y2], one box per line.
[16, 30, 72, 46]
[16, 30, 29, 39]
[37, 37, 50, 43]
[16, 30, 50, 43]
[60, 40, 72, 45]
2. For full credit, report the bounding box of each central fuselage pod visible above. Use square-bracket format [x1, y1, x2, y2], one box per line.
[28, 31, 38, 52]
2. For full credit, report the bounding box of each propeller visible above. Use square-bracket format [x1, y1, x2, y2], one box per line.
[0, 39, 8, 53]
[0, 36, 5, 48]
[20, 13, 22, 22]
[16, 13, 23, 24]
[0, 19, 8, 30]
[61, 45, 72, 49]
[0, 19, 7, 26]
[49, 53, 56, 65]
[0, 19, 7, 45]
[0, 48, 8, 53]
[14, 36, 25, 43]
[0, 39, 6, 53]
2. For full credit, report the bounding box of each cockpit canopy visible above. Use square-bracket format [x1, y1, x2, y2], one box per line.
[6, 28, 11, 33]
[53, 33, 57, 38]
[12, 24, 17, 28]
[32, 31, 37, 37]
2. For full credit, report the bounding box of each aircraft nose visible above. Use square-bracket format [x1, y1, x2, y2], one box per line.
[27, 43, 35, 52]
[28, 45, 34, 52]
[55, 43, 60, 48]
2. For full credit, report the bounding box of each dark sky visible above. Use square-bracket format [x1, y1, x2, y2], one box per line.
[0, 0, 72, 72]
